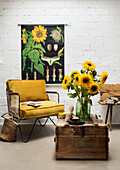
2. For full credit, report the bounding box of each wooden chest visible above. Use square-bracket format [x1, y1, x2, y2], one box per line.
[54, 114, 109, 160]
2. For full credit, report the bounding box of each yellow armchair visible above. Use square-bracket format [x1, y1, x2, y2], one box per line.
[6, 79, 64, 142]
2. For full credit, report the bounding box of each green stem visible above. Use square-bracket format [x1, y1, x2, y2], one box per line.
[74, 85, 81, 100]
[31, 62, 33, 73]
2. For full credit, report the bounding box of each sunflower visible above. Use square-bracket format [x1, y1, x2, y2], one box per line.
[62, 75, 70, 90]
[74, 74, 81, 86]
[100, 72, 108, 85]
[80, 74, 92, 88]
[88, 82, 100, 94]
[32, 25, 47, 43]
[70, 70, 80, 78]
[82, 61, 95, 70]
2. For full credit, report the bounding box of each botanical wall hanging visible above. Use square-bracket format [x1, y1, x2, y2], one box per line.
[62, 61, 108, 121]
[21, 24, 64, 84]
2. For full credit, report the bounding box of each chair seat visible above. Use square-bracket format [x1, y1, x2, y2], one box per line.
[20, 101, 64, 119]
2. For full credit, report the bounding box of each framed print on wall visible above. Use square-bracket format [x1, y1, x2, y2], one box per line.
[21, 24, 64, 84]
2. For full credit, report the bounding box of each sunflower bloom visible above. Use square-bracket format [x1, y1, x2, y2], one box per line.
[74, 74, 81, 86]
[62, 75, 70, 90]
[70, 70, 80, 78]
[88, 82, 100, 94]
[80, 74, 92, 88]
[32, 25, 47, 43]
[82, 61, 95, 70]
[100, 72, 108, 85]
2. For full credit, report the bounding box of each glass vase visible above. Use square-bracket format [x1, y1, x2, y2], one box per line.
[76, 97, 91, 120]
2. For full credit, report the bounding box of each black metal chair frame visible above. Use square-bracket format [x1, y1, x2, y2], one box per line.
[6, 90, 59, 143]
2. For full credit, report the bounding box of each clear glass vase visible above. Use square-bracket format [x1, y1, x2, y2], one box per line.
[76, 97, 91, 120]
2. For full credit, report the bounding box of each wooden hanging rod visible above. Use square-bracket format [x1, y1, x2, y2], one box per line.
[18, 23, 70, 26]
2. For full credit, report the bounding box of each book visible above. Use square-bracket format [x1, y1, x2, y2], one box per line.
[21, 101, 43, 107]
[28, 103, 42, 107]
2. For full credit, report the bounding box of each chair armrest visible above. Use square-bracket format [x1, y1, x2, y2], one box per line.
[6, 90, 20, 117]
[46, 91, 59, 103]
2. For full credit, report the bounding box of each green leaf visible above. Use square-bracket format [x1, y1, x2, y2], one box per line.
[67, 93, 77, 98]
[28, 49, 39, 64]
[81, 69, 86, 74]
[22, 47, 31, 57]
[40, 52, 44, 58]
[61, 35, 64, 42]
[43, 41, 45, 45]
[34, 64, 44, 76]
[77, 88, 81, 93]
[58, 53, 64, 58]
[82, 91, 89, 96]
[28, 37, 34, 45]
[57, 26, 61, 32]
[25, 32, 28, 39]
[38, 58, 45, 66]
[53, 61, 62, 66]
[88, 99, 92, 105]
[92, 70, 97, 77]
[33, 44, 46, 53]
[28, 31, 32, 36]
[25, 43, 31, 48]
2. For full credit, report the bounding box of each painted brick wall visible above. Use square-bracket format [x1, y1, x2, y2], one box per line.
[0, 0, 120, 124]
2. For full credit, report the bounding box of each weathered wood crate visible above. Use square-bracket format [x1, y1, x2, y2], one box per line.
[54, 114, 109, 160]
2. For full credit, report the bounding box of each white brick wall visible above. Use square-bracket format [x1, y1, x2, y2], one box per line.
[0, 0, 120, 124]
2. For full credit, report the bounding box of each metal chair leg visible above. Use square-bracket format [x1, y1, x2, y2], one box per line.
[19, 118, 38, 143]
[37, 118, 49, 127]
[19, 116, 56, 142]
[48, 117, 56, 126]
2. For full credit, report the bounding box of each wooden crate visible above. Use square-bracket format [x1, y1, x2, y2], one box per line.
[54, 114, 109, 160]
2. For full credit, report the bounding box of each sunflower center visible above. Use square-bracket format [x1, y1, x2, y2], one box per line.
[88, 63, 91, 66]
[91, 85, 97, 91]
[104, 76, 107, 81]
[65, 80, 67, 84]
[36, 30, 43, 38]
[83, 78, 89, 83]
[76, 77, 78, 81]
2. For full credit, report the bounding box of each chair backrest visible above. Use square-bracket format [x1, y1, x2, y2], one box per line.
[100, 84, 120, 101]
[6, 79, 49, 102]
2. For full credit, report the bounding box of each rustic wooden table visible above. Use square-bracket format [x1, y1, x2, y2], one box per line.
[99, 101, 120, 131]
[54, 114, 109, 160]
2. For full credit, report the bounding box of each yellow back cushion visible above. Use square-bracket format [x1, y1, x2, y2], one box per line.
[6, 80, 49, 102]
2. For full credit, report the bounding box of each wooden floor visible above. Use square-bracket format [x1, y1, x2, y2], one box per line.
[0, 124, 120, 170]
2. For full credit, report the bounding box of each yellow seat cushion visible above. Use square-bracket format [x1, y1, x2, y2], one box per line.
[6, 79, 49, 102]
[20, 101, 65, 119]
